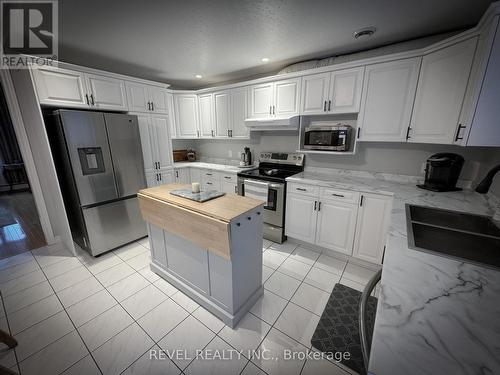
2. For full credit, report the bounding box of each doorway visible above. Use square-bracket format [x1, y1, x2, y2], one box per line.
[0, 81, 46, 259]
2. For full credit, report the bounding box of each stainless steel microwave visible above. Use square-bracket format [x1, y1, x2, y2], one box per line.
[304, 125, 351, 151]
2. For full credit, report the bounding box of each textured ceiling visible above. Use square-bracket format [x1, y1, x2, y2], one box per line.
[58, 0, 493, 89]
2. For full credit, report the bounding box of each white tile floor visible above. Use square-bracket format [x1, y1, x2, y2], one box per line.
[0, 238, 379, 375]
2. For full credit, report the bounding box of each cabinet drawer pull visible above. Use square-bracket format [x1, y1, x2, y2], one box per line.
[90, 94, 95, 105]
[206, 182, 213, 185]
[206, 173, 213, 176]
[454, 124, 466, 141]
[151, 102, 154, 111]
[224, 176, 231, 179]
[85, 94, 90, 105]
[314, 201, 317, 210]
[323, 101, 327, 112]
[318, 201, 321, 211]
[360, 195, 364, 206]
[328, 100, 331, 111]
[331, 193, 345, 197]
[269, 106, 272, 115]
[296, 187, 307, 191]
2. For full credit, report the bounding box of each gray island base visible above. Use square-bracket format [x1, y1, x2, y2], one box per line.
[138, 183, 264, 328]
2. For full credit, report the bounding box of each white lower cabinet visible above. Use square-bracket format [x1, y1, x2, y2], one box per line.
[220, 173, 237, 194]
[285, 183, 392, 264]
[285, 194, 318, 244]
[201, 170, 221, 191]
[315, 200, 358, 255]
[353, 193, 393, 264]
[146, 169, 175, 187]
[174, 168, 191, 184]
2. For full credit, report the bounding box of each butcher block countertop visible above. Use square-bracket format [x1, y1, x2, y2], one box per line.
[138, 184, 265, 260]
[138, 184, 264, 223]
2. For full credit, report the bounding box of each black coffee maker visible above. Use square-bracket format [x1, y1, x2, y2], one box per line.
[417, 153, 464, 192]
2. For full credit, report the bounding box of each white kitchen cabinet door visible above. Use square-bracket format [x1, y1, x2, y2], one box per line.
[150, 115, 172, 170]
[315, 200, 358, 255]
[159, 169, 175, 185]
[249, 83, 273, 118]
[166, 93, 177, 138]
[358, 58, 421, 142]
[86, 74, 127, 111]
[198, 93, 214, 137]
[126, 82, 150, 112]
[175, 94, 199, 138]
[149, 86, 169, 114]
[353, 193, 392, 264]
[328, 67, 364, 114]
[230, 87, 249, 138]
[214, 91, 231, 138]
[31, 66, 89, 108]
[190, 168, 202, 184]
[274, 78, 301, 117]
[146, 172, 157, 188]
[135, 113, 155, 174]
[201, 171, 221, 191]
[300, 72, 331, 115]
[409, 38, 477, 144]
[174, 169, 190, 184]
[285, 194, 317, 244]
[220, 174, 237, 193]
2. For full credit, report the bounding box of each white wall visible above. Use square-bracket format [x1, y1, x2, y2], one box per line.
[9, 69, 75, 253]
[173, 132, 500, 187]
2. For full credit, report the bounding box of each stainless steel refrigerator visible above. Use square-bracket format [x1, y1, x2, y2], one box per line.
[47, 110, 147, 256]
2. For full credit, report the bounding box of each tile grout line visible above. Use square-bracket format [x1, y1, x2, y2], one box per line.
[28, 250, 105, 375]
[0, 290, 22, 374]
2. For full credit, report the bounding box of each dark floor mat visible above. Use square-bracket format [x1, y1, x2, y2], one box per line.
[311, 283, 378, 375]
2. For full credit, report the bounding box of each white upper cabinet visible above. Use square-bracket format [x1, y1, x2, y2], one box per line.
[198, 93, 214, 137]
[358, 58, 421, 142]
[32, 66, 89, 108]
[126, 82, 150, 112]
[248, 78, 300, 118]
[409, 38, 477, 144]
[467, 21, 500, 147]
[86, 74, 127, 111]
[125, 82, 169, 113]
[353, 193, 392, 264]
[329, 67, 364, 113]
[174, 94, 199, 138]
[213, 90, 231, 137]
[300, 72, 330, 114]
[300, 67, 363, 115]
[274, 78, 301, 117]
[136, 113, 155, 174]
[249, 82, 274, 118]
[148, 86, 169, 114]
[230, 86, 249, 138]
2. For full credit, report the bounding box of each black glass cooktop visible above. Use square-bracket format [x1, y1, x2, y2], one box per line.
[238, 167, 302, 183]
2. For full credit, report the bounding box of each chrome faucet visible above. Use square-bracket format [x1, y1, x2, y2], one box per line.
[475, 164, 500, 194]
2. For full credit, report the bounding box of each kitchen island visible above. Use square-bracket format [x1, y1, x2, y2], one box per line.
[138, 183, 264, 328]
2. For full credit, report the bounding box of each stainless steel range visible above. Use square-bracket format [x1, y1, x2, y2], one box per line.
[237, 152, 305, 243]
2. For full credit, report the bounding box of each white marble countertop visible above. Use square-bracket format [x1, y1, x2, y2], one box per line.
[286, 168, 500, 375]
[173, 161, 256, 174]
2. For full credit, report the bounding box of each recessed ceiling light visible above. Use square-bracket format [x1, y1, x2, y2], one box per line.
[261, 57, 270, 62]
[195, 74, 202, 79]
[353, 27, 376, 39]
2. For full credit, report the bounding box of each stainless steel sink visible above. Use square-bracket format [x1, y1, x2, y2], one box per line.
[406, 204, 500, 269]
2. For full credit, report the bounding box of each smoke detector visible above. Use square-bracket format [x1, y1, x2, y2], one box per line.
[353, 27, 376, 39]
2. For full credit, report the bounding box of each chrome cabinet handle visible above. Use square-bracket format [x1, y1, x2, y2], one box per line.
[405, 126, 411, 140]
[90, 94, 95, 105]
[224, 176, 231, 179]
[331, 193, 344, 197]
[159, 173, 162, 181]
[269, 106, 272, 115]
[318, 201, 321, 211]
[328, 100, 331, 111]
[211, 130, 214, 137]
[206, 173, 213, 176]
[206, 182, 213, 185]
[296, 187, 307, 191]
[357, 127, 361, 139]
[314, 201, 317, 210]
[323, 101, 327, 112]
[151, 101, 154, 111]
[360, 195, 364, 206]
[273, 105, 275, 115]
[147, 102, 150, 110]
[85, 94, 90, 105]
